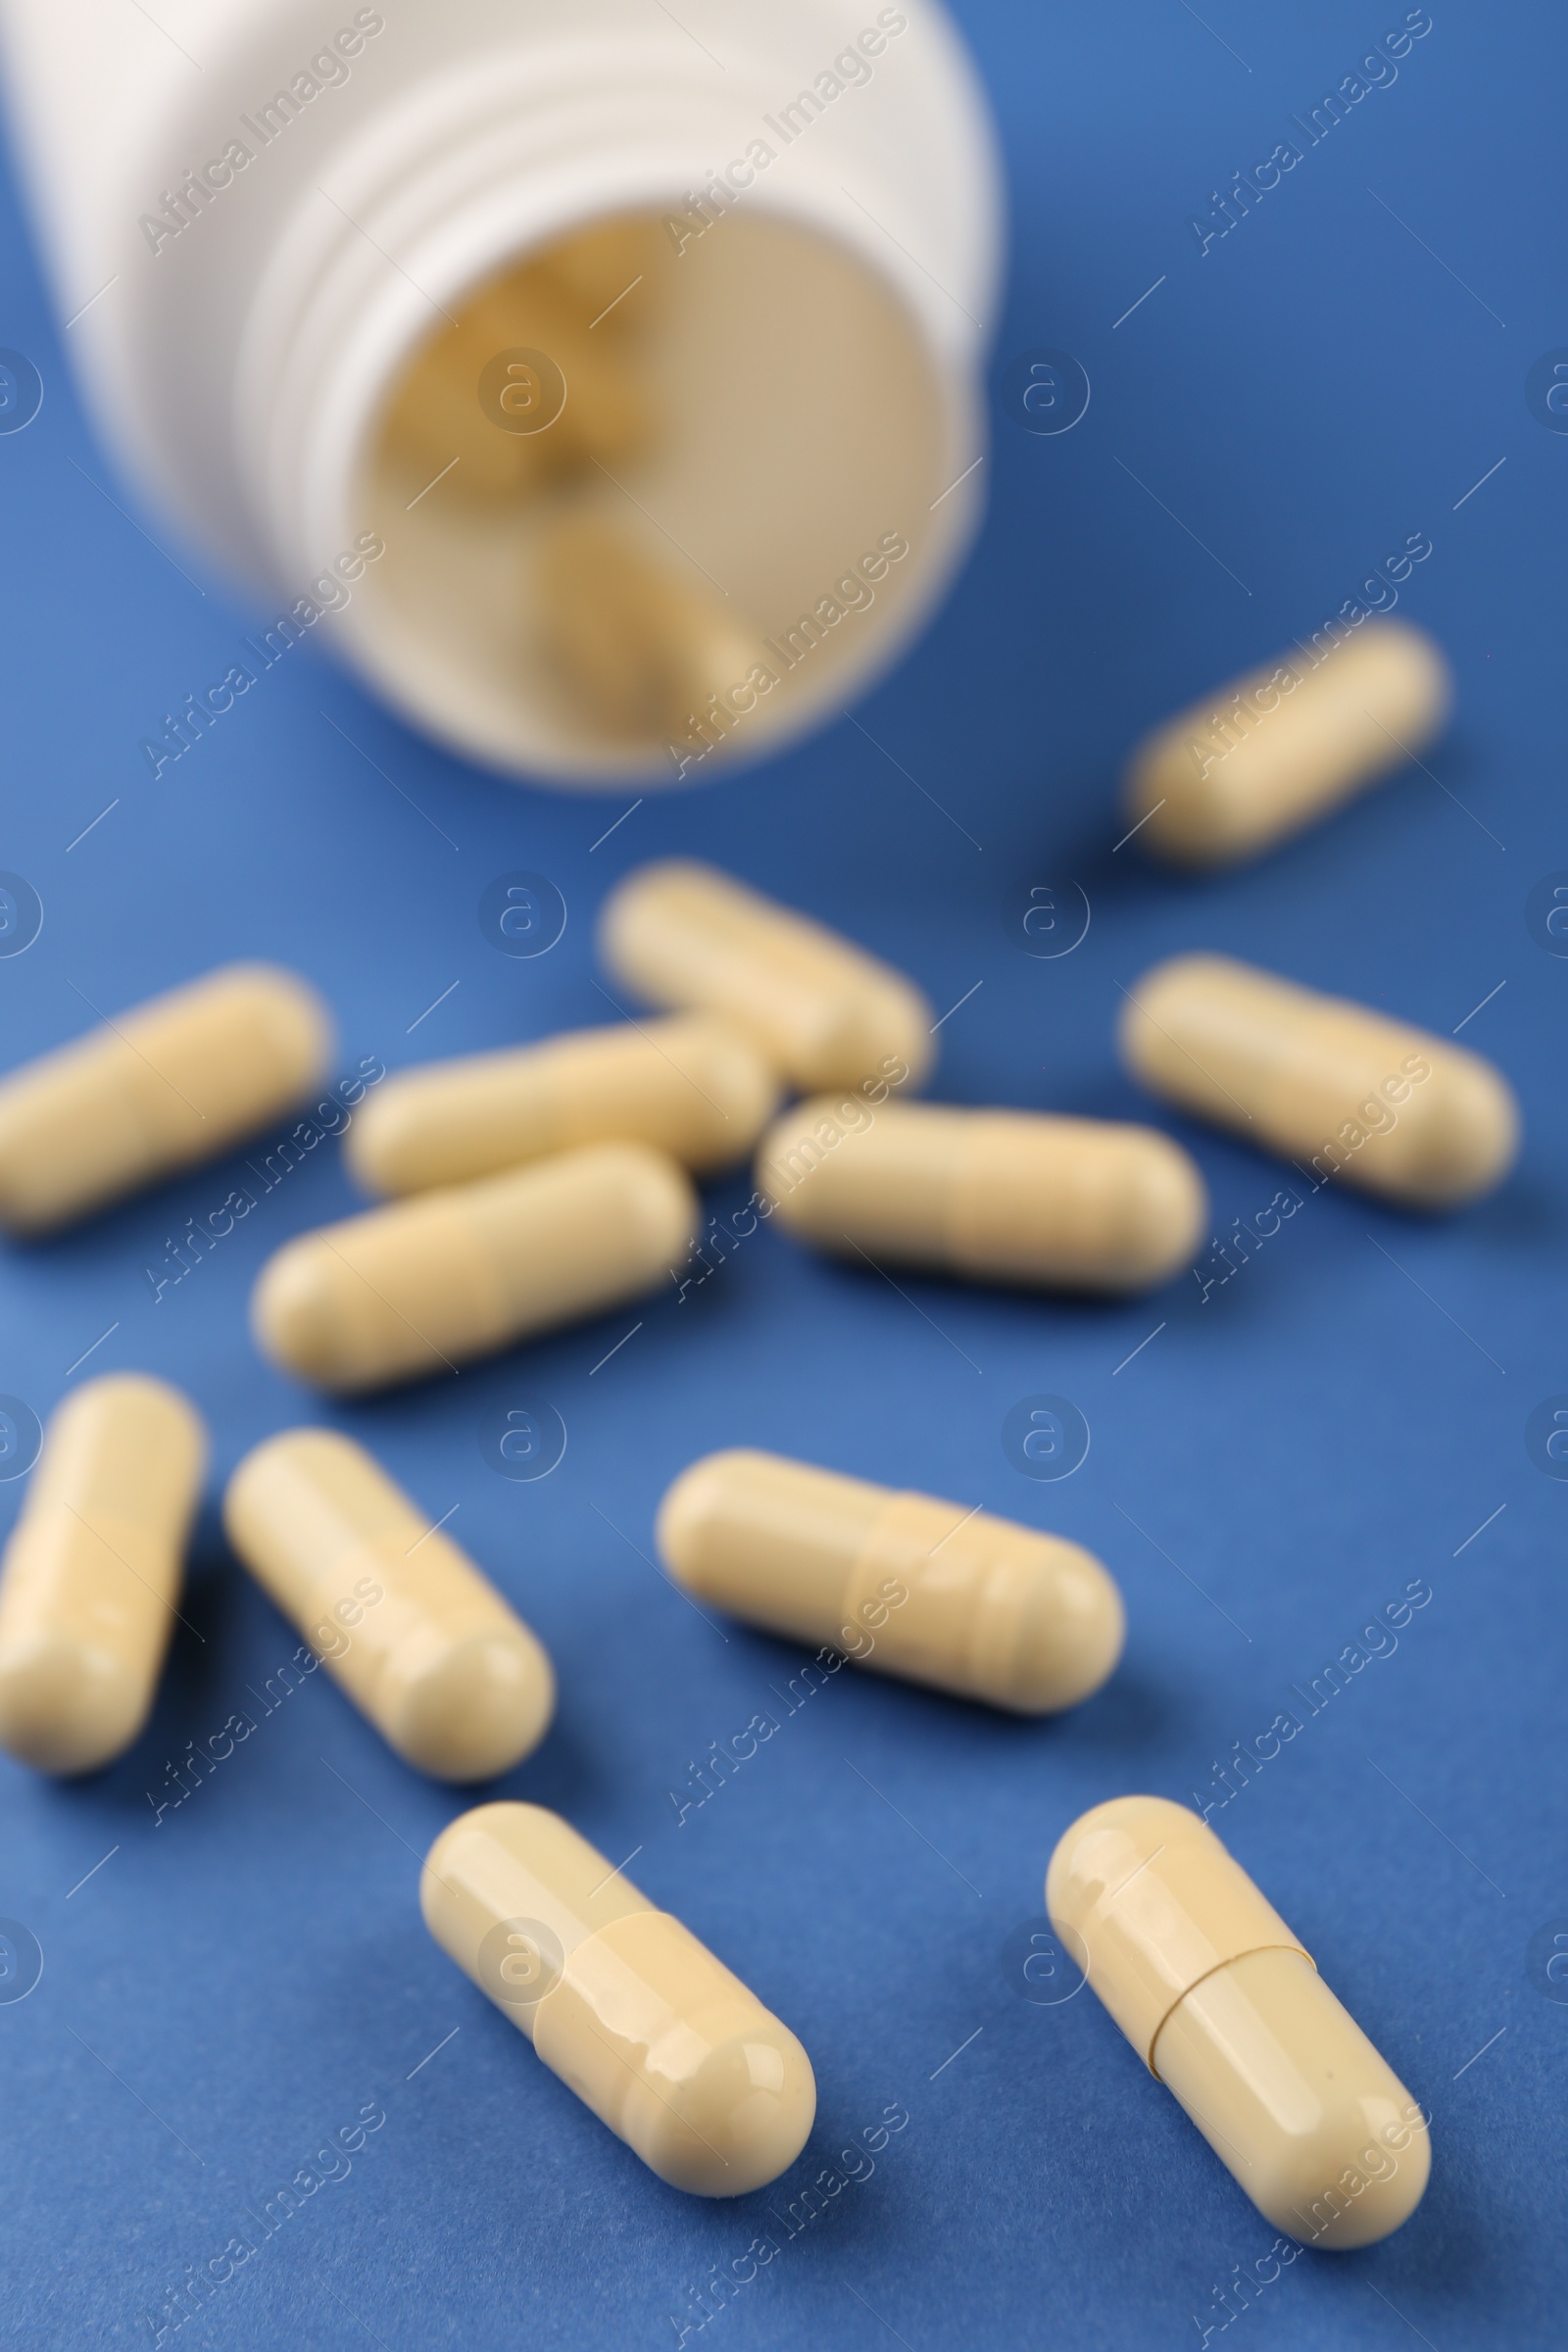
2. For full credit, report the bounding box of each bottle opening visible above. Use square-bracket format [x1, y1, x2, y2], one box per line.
[352, 206, 957, 787]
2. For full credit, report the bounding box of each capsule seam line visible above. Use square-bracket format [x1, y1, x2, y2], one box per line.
[1142, 1939, 1314, 2077]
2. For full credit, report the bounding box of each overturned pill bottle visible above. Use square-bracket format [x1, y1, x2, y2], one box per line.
[0, 0, 1001, 785]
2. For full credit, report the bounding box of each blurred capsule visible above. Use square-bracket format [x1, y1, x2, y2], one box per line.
[252, 1142, 696, 1392]
[347, 1016, 778, 1196]
[1124, 621, 1451, 867]
[757, 1097, 1205, 1293]
[0, 1376, 205, 1774]
[1119, 954, 1519, 1207]
[537, 515, 764, 747]
[599, 858, 934, 1091]
[0, 963, 333, 1235]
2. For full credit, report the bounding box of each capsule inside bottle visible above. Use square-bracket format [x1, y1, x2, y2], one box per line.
[0, 1375, 206, 1774]
[224, 1430, 554, 1780]
[1047, 1796, 1430, 2246]
[659, 1448, 1124, 1713]
[421, 1801, 815, 2193]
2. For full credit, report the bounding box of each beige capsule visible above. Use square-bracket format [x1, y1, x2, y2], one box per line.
[1048, 1797, 1430, 2247]
[346, 1016, 778, 1198]
[658, 1449, 1124, 1713]
[377, 253, 649, 501]
[224, 1430, 553, 1781]
[0, 1376, 205, 1774]
[0, 963, 333, 1236]
[421, 1801, 815, 2193]
[252, 1141, 696, 1393]
[1124, 620, 1452, 866]
[537, 216, 666, 317]
[756, 1097, 1206, 1293]
[537, 515, 765, 748]
[598, 859, 935, 1093]
[1119, 953, 1519, 1207]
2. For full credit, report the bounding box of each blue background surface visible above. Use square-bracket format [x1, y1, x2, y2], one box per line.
[0, 3, 1563, 2345]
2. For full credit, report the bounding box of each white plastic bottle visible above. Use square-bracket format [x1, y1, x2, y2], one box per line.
[0, 0, 1001, 788]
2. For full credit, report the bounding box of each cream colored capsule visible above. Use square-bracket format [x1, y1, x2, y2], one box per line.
[1119, 954, 1519, 1207]
[253, 1141, 696, 1393]
[0, 1376, 205, 1774]
[756, 1098, 1205, 1293]
[1047, 1797, 1430, 2247]
[347, 1016, 778, 1198]
[538, 516, 765, 746]
[377, 253, 648, 501]
[0, 963, 333, 1236]
[1124, 620, 1451, 866]
[421, 1801, 815, 2193]
[658, 1449, 1123, 1713]
[598, 859, 935, 1093]
[224, 1430, 553, 1780]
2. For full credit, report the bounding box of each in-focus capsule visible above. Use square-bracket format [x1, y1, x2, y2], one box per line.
[252, 1141, 696, 1393]
[421, 1801, 815, 2192]
[536, 516, 765, 748]
[659, 1449, 1123, 1713]
[0, 963, 333, 1235]
[1123, 620, 1451, 867]
[1048, 1797, 1430, 2247]
[0, 1375, 205, 1773]
[224, 1431, 553, 1780]
[1119, 954, 1519, 1207]
[756, 1097, 1206, 1293]
[598, 858, 934, 1092]
[346, 1016, 779, 1197]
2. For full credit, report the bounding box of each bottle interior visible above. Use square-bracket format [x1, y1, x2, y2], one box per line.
[355, 206, 954, 785]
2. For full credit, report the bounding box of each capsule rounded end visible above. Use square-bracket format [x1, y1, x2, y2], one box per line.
[386, 1629, 557, 1782]
[647, 2015, 817, 2196]
[250, 1240, 357, 1392]
[220, 962, 338, 1095]
[0, 1636, 150, 1775]
[607, 1142, 701, 1270]
[1104, 1127, 1209, 1289]
[678, 1024, 783, 1170]
[341, 1090, 422, 1198]
[1005, 1542, 1126, 1713]
[1396, 1052, 1521, 1208]
[653, 1448, 758, 1593]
